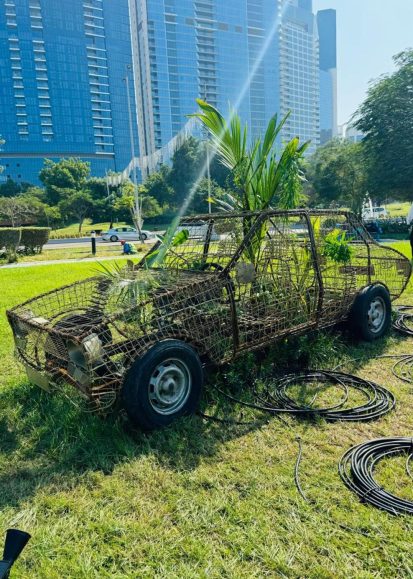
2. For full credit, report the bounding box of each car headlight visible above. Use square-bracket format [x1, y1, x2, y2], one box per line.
[68, 333, 104, 369]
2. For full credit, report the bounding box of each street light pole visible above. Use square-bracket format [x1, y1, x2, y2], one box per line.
[206, 141, 211, 214]
[203, 83, 212, 213]
[124, 64, 143, 241]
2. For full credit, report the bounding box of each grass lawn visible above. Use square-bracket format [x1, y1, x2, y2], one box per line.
[1, 256, 413, 577]
[16, 243, 149, 264]
[386, 202, 411, 218]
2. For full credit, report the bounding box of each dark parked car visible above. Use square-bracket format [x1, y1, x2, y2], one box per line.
[7, 210, 411, 429]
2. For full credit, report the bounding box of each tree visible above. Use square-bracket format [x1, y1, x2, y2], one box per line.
[168, 136, 204, 208]
[85, 177, 118, 224]
[43, 205, 61, 229]
[144, 165, 173, 207]
[114, 181, 162, 225]
[354, 49, 413, 200]
[0, 196, 38, 226]
[191, 177, 225, 214]
[59, 190, 94, 233]
[39, 158, 90, 205]
[0, 178, 22, 198]
[307, 139, 367, 215]
[22, 186, 47, 201]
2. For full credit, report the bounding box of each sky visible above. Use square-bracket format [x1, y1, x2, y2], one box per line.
[313, 0, 413, 126]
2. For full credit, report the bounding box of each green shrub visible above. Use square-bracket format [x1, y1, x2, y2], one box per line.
[0, 228, 21, 262]
[0, 228, 21, 250]
[20, 227, 50, 254]
[377, 219, 409, 235]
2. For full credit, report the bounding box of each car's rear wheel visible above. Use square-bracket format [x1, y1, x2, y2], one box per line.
[110, 235, 118, 242]
[122, 340, 203, 430]
[349, 284, 391, 341]
[140, 232, 148, 241]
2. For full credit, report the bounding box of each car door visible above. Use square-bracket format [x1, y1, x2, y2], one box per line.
[233, 212, 321, 350]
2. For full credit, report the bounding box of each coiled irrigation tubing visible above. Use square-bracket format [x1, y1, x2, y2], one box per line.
[393, 305, 413, 337]
[339, 437, 413, 515]
[215, 370, 395, 422]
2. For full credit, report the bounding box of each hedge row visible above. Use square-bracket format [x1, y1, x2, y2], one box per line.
[0, 227, 50, 255]
[376, 219, 409, 235]
[0, 228, 21, 252]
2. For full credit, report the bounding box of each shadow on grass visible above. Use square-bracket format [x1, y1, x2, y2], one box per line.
[0, 328, 401, 510]
[0, 376, 271, 510]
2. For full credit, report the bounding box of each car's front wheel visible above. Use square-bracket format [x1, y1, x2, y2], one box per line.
[110, 235, 118, 242]
[122, 340, 203, 430]
[349, 284, 391, 341]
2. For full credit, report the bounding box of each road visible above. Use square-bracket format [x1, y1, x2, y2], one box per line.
[45, 237, 113, 250]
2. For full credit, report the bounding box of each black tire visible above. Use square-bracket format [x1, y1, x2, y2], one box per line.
[122, 339, 203, 430]
[140, 233, 148, 241]
[110, 235, 118, 242]
[349, 284, 391, 341]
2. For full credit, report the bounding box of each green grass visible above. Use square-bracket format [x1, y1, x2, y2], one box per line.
[1, 263, 413, 576]
[16, 243, 149, 264]
[386, 202, 410, 218]
[386, 240, 411, 259]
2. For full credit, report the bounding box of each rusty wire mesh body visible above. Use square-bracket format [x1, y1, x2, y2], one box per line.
[7, 210, 411, 410]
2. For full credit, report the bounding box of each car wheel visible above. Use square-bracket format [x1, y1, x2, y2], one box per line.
[140, 233, 148, 241]
[110, 235, 118, 242]
[122, 340, 203, 430]
[349, 284, 391, 341]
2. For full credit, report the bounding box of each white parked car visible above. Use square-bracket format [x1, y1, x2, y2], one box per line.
[362, 206, 388, 220]
[101, 227, 156, 242]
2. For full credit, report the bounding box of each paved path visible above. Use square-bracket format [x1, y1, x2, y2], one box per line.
[0, 254, 131, 269]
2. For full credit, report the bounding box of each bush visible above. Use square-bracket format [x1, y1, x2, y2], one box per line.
[0, 228, 21, 262]
[377, 219, 409, 235]
[20, 227, 50, 254]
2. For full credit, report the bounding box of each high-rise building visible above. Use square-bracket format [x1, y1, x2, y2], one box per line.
[0, 0, 138, 184]
[317, 8, 337, 144]
[129, 0, 324, 166]
[279, 0, 320, 152]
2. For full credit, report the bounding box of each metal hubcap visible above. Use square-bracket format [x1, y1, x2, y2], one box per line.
[367, 297, 386, 333]
[148, 358, 191, 415]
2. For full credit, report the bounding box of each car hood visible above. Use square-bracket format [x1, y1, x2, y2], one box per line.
[7, 268, 217, 341]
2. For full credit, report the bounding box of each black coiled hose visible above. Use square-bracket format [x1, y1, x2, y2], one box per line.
[393, 305, 413, 337]
[216, 370, 395, 422]
[339, 437, 413, 515]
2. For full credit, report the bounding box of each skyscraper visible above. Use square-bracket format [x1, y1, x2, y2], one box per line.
[0, 0, 138, 184]
[129, 0, 324, 166]
[279, 0, 320, 152]
[317, 8, 337, 144]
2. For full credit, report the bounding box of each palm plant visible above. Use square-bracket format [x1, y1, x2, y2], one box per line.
[190, 99, 310, 267]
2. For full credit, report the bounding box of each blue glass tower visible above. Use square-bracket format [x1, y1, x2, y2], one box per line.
[279, 0, 320, 153]
[129, 0, 284, 167]
[0, 0, 138, 184]
[129, 0, 324, 166]
[317, 8, 337, 144]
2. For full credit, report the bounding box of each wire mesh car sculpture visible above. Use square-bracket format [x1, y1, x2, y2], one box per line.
[7, 210, 411, 429]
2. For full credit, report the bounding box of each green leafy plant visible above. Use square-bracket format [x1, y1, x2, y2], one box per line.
[322, 230, 353, 264]
[190, 99, 310, 267]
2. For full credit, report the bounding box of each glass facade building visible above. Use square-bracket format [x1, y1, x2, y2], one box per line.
[129, 0, 329, 164]
[0, 0, 138, 184]
[317, 8, 337, 144]
[279, 0, 320, 152]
